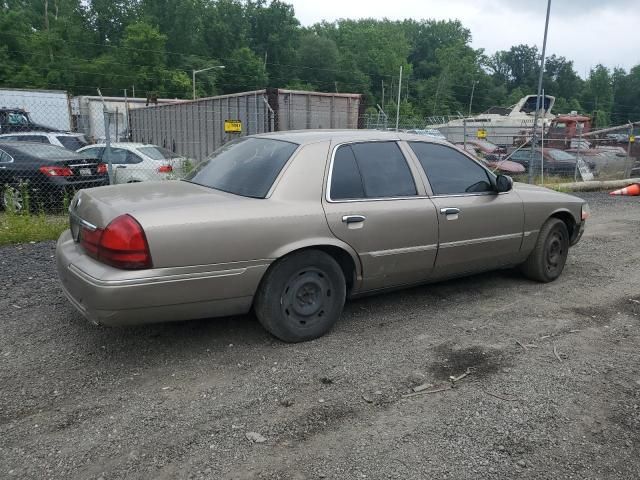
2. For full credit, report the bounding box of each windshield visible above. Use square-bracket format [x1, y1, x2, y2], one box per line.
[184, 137, 298, 198]
[9, 143, 84, 160]
[7, 112, 30, 125]
[138, 146, 181, 160]
[548, 149, 576, 161]
[57, 135, 87, 151]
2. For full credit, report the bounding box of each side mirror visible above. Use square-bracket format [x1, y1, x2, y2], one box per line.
[496, 174, 513, 193]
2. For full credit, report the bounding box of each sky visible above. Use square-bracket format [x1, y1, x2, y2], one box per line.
[287, 0, 640, 78]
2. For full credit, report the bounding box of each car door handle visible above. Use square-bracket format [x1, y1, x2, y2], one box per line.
[440, 208, 460, 215]
[342, 215, 366, 224]
[116, 165, 126, 169]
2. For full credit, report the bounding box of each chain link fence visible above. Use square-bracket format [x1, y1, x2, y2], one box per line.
[1, 87, 639, 218]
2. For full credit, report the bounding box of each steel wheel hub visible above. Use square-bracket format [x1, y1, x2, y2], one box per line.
[281, 268, 332, 325]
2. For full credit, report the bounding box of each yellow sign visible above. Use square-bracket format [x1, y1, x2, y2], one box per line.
[476, 128, 487, 139]
[224, 119, 242, 133]
[630, 135, 636, 143]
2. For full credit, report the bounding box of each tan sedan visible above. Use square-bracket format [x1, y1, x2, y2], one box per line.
[56, 130, 588, 342]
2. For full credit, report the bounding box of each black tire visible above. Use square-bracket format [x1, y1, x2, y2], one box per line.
[520, 218, 569, 282]
[254, 250, 346, 342]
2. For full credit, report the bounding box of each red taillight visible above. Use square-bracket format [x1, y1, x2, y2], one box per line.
[39, 165, 73, 177]
[97, 163, 108, 174]
[80, 214, 152, 269]
[157, 164, 173, 173]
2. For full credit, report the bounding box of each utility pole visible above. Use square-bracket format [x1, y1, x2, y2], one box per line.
[395, 66, 403, 132]
[528, 0, 552, 184]
[468, 80, 478, 117]
[381, 80, 385, 111]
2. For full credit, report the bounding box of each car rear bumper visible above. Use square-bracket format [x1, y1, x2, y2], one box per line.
[56, 230, 270, 326]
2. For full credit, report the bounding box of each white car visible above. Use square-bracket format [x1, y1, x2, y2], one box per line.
[0, 131, 88, 150]
[76, 143, 191, 184]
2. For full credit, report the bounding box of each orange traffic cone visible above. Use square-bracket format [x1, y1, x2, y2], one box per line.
[610, 183, 640, 196]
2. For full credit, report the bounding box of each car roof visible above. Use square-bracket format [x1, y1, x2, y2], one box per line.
[0, 131, 82, 137]
[80, 142, 151, 149]
[253, 129, 453, 146]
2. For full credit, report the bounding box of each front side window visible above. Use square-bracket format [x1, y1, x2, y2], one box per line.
[184, 137, 298, 198]
[330, 142, 417, 200]
[409, 142, 494, 196]
[57, 136, 87, 150]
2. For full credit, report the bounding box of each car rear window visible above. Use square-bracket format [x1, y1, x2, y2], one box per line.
[57, 135, 87, 150]
[7, 143, 84, 160]
[183, 138, 298, 198]
[137, 146, 181, 160]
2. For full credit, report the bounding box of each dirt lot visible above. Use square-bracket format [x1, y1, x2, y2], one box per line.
[1, 192, 639, 480]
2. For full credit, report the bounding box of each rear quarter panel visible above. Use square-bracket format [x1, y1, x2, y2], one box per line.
[133, 141, 359, 273]
[514, 183, 584, 253]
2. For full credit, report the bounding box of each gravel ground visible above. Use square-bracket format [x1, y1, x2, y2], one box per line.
[1, 192, 639, 480]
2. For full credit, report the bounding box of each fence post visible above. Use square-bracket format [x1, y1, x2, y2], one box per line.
[97, 88, 114, 185]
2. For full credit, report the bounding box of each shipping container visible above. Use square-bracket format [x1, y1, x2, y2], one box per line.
[0, 88, 72, 132]
[129, 88, 364, 161]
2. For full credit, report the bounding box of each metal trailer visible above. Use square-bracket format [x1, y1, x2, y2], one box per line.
[129, 88, 364, 161]
[72, 96, 182, 143]
[0, 88, 72, 131]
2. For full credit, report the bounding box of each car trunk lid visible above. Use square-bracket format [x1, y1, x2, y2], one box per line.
[70, 180, 253, 233]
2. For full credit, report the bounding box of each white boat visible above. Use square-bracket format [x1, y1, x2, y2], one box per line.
[427, 95, 556, 146]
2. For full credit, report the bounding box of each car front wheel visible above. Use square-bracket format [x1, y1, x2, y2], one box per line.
[254, 250, 346, 342]
[520, 217, 569, 282]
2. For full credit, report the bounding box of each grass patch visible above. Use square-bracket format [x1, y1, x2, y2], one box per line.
[0, 212, 68, 246]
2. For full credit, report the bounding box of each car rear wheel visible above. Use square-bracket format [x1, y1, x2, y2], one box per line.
[2, 185, 24, 213]
[520, 218, 569, 282]
[254, 250, 346, 342]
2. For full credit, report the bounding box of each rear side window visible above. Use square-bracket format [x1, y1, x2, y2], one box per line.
[409, 142, 493, 195]
[330, 142, 416, 200]
[330, 145, 365, 200]
[184, 137, 298, 198]
[80, 147, 104, 159]
[103, 148, 142, 164]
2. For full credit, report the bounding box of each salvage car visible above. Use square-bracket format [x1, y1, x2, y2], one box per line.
[77, 143, 190, 183]
[456, 142, 525, 174]
[0, 131, 88, 150]
[1, 142, 108, 212]
[56, 130, 588, 342]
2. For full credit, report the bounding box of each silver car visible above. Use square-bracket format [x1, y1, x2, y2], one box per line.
[56, 130, 588, 342]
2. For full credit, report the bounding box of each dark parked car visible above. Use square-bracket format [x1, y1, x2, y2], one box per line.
[508, 148, 580, 175]
[0, 142, 109, 212]
[0, 108, 56, 134]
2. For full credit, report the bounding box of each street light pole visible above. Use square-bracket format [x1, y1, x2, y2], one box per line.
[528, 0, 552, 184]
[468, 80, 478, 117]
[192, 65, 225, 100]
